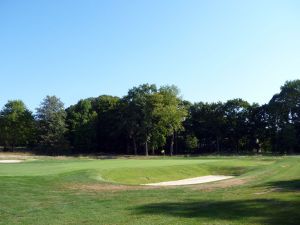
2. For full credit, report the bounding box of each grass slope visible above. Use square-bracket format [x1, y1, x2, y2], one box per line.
[0, 155, 299, 224]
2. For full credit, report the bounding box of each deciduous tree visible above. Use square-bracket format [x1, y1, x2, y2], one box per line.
[0, 100, 34, 150]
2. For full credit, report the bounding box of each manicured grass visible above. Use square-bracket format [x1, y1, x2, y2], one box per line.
[0, 155, 299, 224]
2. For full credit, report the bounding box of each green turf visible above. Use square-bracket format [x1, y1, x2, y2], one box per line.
[0, 155, 299, 224]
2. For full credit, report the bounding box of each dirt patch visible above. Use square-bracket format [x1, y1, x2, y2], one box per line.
[66, 179, 246, 193]
[66, 177, 248, 193]
[254, 188, 284, 195]
[0, 152, 33, 160]
[66, 183, 163, 192]
[190, 177, 249, 192]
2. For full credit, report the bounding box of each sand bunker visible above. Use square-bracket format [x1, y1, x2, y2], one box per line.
[144, 175, 234, 186]
[0, 160, 23, 163]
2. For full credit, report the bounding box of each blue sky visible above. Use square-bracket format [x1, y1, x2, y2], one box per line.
[0, 0, 299, 111]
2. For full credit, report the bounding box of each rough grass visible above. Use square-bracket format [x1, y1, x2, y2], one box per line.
[0, 155, 299, 225]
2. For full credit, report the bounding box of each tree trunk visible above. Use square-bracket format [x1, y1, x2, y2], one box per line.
[126, 141, 130, 155]
[151, 146, 155, 155]
[170, 132, 174, 156]
[133, 137, 137, 155]
[145, 140, 148, 156]
[175, 132, 178, 155]
[216, 136, 220, 153]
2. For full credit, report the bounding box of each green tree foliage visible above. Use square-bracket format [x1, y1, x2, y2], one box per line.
[66, 95, 123, 154]
[189, 102, 225, 153]
[121, 84, 187, 156]
[222, 99, 251, 153]
[122, 84, 158, 156]
[36, 96, 67, 153]
[184, 134, 199, 153]
[157, 86, 187, 155]
[1, 80, 300, 155]
[267, 80, 300, 153]
[66, 99, 97, 152]
[92, 95, 123, 153]
[0, 100, 35, 150]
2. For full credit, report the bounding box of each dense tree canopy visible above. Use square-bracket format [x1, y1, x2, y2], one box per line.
[266, 80, 300, 153]
[0, 80, 300, 155]
[66, 98, 97, 152]
[35, 96, 67, 153]
[0, 100, 34, 150]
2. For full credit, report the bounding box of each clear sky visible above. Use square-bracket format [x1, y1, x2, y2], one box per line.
[0, 0, 299, 111]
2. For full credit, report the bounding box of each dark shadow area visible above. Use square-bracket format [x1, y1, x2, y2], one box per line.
[264, 179, 300, 192]
[134, 198, 300, 224]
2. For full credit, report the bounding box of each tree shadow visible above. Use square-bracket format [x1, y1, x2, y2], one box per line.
[134, 198, 300, 224]
[264, 179, 300, 192]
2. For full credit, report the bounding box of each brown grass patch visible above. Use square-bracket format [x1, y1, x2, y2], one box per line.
[0, 152, 33, 160]
[65, 183, 166, 192]
[65, 177, 248, 193]
[254, 188, 283, 195]
[189, 177, 249, 192]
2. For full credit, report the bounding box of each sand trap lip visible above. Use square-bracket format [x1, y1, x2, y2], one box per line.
[0, 160, 23, 163]
[144, 175, 234, 186]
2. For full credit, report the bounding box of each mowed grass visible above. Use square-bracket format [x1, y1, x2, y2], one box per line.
[0, 155, 299, 225]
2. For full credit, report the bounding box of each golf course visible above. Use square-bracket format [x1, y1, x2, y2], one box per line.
[0, 154, 299, 225]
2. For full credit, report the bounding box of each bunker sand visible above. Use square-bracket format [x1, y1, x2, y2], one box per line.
[67, 176, 237, 192]
[0, 160, 23, 163]
[144, 175, 234, 186]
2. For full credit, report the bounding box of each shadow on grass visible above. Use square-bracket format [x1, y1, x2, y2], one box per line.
[265, 179, 300, 192]
[134, 198, 300, 224]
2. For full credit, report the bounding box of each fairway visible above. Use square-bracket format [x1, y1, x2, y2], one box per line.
[0, 155, 299, 225]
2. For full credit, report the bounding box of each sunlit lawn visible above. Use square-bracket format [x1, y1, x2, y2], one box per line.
[0, 155, 299, 224]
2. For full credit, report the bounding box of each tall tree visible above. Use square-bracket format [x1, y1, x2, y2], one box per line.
[0, 100, 35, 150]
[158, 86, 187, 156]
[189, 102, 225, 153]
[122, 84, 157, 156]
[223, 99, 250, 153]
[267, 80, 300, 153]
[92, 95, 123, 153]
[36, 96, 67, 153]
[66, 99, 97, 152]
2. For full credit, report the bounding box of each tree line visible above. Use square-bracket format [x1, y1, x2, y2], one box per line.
[0, 80, 300, 155]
